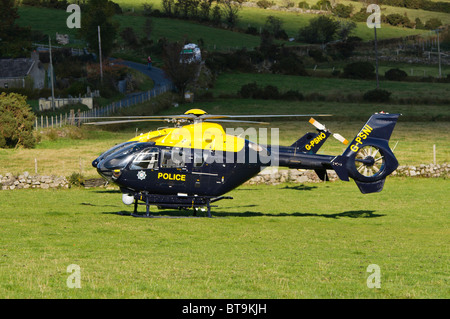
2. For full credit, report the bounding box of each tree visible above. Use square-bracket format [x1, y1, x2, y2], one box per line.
[211, 4, 222, 25]
[79, 0, 119, 58]
[120, 27, 139, 48]
[264, 16, 288, 40]
[222, 0, 241, 28]
[424, 18, 442, 30]
[0, 93, 36, 149]
[332, 3, 354, 18]
[415, 17, 425, 29]
[337, 20, 356, 41]
[297, 16, 339, 44]
[316, 0, 331, 10]
[199, 0, 212, 21]
[162, 41, 201, 99]
[143, 18, 154, 41]
[0, 0, 32, 57]
[162, 0, 175, 16]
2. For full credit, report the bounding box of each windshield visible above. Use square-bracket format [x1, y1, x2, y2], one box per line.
[101, 143, 155, 170]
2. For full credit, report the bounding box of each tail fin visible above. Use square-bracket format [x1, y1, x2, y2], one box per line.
[291, 117, 350, 154]
[291, 131, 331, 153]
[331, 113, 400, 194]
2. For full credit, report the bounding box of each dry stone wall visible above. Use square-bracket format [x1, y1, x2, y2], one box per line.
[0, 164, 447, 190]
[245, 163, 449, 185]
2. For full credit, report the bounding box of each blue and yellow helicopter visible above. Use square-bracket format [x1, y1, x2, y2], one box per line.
[89, 109, 400, 217]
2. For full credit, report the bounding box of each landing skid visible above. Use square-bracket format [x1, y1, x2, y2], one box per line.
[130, 193, 233, 218]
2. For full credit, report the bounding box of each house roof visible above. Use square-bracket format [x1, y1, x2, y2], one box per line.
[0, 58, 35, 79]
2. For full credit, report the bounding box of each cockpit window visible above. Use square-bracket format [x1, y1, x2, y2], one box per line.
[97, 141, 134, 162]
[101, 143, 154, 170]
[161, 148, 186, 168]
[130, 147, 159, 170]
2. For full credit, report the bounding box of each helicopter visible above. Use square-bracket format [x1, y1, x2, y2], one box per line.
[88, 109, 400, 217]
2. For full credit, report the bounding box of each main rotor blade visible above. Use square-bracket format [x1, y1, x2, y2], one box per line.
[204, 119, 270, 125]
[83, 119, 171, 125]
[75, 115, 195, 120]
[201, 114, 333, 119]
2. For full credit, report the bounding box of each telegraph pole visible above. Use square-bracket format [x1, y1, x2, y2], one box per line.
[49, 35, 56, 111]
[98, 25, 103, 83]
[435, 28, 442, 78]
[374, 26, 379, 89]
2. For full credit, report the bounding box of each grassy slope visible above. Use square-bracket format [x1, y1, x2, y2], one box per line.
[112, 0, 435, 40]
[210, 72, 450, 101]
[17, 7, 266, 51]
[17, 3, 430, 48]
[0, 178, 448, 298]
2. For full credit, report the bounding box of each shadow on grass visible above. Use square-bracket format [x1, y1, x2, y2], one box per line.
[101, 209, 383, 219]
[102, 210, 220, 218]
[237, 185, 318, 191]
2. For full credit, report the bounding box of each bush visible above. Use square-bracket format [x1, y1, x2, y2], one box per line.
[0, 93, 37, 148]
[308, 49, 327, 62]
[281, 90, 304, 101]
[68, 172, 85, 187]
[239, 82, 260, 99]
[385, 68, 408, 81]
[385, 13, 412, 28]
[259, 85, 279, 100]
[246, 26, 258, 35]
[256, 0, 274, 9]
[363, 89, 391, 103]
[271, 56, 307, 75]
[424, 18, 442, 30]
[343, 62, 375, 79]
[297, 16, 340, 44]
[332, 3, 353, 18]
[238, 83, 303, 101]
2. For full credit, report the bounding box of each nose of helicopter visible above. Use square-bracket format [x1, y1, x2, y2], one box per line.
[96, 159, 115, 181]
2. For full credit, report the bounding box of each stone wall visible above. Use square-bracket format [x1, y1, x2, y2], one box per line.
[0, 164, 447, 190]
[245, 163, 449, 185]
[0, 172, 69, 190]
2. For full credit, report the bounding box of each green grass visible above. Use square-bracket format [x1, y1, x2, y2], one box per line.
[0, 178, 448, 298]
[17, 6, 269, 52]
[209, 72, 450, 101]
[112, 0, 432, 40]
[309, 62, 449, 79]
[17, 3, 431, 52]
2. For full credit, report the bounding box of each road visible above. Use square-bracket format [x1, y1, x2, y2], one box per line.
[118, 60, 173, 89]
[101, 59, 174, 115]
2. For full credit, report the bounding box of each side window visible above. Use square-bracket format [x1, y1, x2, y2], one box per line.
[161, 148, 185, 168]
[130, 147, 159, 170]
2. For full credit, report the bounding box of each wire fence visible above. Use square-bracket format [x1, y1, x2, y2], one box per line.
[34, 83, 174, 130]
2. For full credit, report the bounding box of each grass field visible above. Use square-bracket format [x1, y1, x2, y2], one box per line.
[114, 0, 448, 37]
[0, 178, 448, 298]
[210, 72, 450, 102]
[17, 3, 429, 50]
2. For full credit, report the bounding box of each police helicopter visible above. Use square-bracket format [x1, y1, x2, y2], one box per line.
[88, 109, 400, 217]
